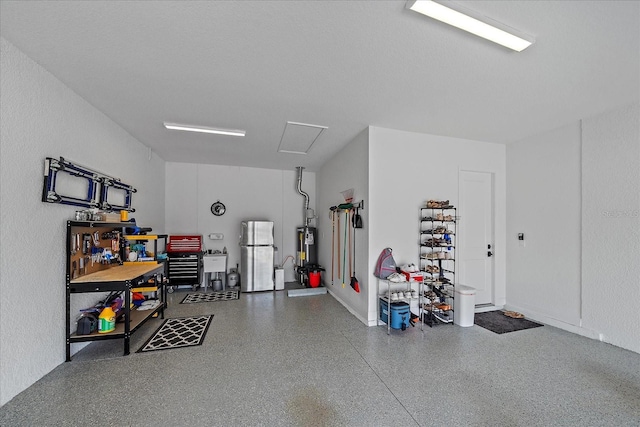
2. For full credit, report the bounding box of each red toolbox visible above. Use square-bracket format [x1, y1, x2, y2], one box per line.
[167, 235, 203, 289]
[167, 235, 203, 252]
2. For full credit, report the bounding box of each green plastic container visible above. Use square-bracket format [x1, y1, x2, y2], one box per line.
[98, 306, 116, 333]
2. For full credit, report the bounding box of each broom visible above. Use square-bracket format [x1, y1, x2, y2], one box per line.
[350, 209, 360, 293]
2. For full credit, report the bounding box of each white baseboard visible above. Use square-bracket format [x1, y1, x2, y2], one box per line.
[503, 304, 601, 341]
[326, 288, 372, 326]
[475, 304, 503, 313]
[287, 287, 327, 297]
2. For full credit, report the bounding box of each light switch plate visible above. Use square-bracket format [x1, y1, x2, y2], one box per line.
[209, 233, 224, 240]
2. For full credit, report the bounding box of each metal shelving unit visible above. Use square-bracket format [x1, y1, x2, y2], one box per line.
[419, 205, 457, 328]
[377, 278, 419, 335]
[65, 221, 165, 361]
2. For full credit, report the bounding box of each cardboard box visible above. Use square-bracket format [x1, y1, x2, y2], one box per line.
[95, 211, 121, 222]
[401, 271, 423, 282]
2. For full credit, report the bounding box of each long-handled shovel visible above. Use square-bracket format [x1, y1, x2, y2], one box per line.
[350, 209, 361, 293]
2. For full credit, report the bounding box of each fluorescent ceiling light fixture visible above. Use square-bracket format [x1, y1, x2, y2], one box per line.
[407, 0, 534, 52]
[277, 121, 327, 155]
[163, 122, 246, 137]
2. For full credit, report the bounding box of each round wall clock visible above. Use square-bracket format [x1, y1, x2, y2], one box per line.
[210, 201, 226, 216]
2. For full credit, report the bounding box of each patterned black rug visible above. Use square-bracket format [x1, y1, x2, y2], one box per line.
[137, 315, 213, 353]
[180, 290, 240, 304]
[474, 310, 543, 334]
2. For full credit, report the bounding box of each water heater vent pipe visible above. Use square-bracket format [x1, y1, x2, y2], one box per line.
[296, 166, 311, 226]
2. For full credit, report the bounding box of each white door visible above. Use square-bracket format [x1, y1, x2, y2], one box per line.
[458, 171, 494, 305]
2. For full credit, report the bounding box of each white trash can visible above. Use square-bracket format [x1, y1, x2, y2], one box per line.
[454, 285, 476, 327]
[274, 268, 285, 290]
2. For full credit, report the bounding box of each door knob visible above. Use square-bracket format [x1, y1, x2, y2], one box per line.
[487, 251, 493, 257]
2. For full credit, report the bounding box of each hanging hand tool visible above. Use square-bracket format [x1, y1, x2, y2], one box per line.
[348, 210, 352, 283]
[353, 205, 363, 229]
[330, 207, 337, 285]
[70, 233, 77, 255]
[342, 210, 348, 288]
[337, 210, 341, 281]
[350, 209, 361, 293]
[82, 234, 91, 254]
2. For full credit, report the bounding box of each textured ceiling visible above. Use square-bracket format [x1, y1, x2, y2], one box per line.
[2, 1, 639, 171]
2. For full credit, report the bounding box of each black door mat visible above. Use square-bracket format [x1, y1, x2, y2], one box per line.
[474, 310, 543, 334]
[180, 290, 239, 304]
[137, 315, 213, 353]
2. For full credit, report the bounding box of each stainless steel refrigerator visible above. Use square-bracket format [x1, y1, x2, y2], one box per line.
[240, 221, 275, 292]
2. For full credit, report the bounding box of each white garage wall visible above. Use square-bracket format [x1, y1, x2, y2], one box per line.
[164, 163, 315, 282]
[0, 38, 165, 406]
[368, 127, 507, 319]
[318, 127, 507, 324]
[582, 103, 640, 353]
[505, 123, 582, 329]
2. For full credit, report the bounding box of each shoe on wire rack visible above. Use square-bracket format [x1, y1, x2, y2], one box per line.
[387, 272, 406, 283]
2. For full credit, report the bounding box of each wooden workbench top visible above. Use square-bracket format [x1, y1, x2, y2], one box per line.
[70, 263, 163, 283]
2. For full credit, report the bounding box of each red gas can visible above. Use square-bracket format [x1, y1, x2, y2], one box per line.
[308, 271, 321, 288]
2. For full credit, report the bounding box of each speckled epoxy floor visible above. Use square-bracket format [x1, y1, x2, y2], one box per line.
[1, 287, 639, 426]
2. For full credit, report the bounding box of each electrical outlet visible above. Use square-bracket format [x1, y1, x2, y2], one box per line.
[209, 233, 224, 240]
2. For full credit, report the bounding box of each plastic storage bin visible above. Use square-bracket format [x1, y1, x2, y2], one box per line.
[379, 299, 411, 330]
[454, 285, 476, 327]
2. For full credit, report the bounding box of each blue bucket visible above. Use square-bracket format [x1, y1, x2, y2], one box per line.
[379, 299, 410, 330]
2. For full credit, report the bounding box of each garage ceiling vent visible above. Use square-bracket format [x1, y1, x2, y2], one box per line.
[277, 121, 327, 155]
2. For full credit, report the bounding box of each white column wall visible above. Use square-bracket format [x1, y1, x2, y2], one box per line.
[581, 104, 640, 353]
[164, 163, 315, 282]
[0, 38, 165, 406]
[317, 129, 370, 323]
[505, 123, 582, 329]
